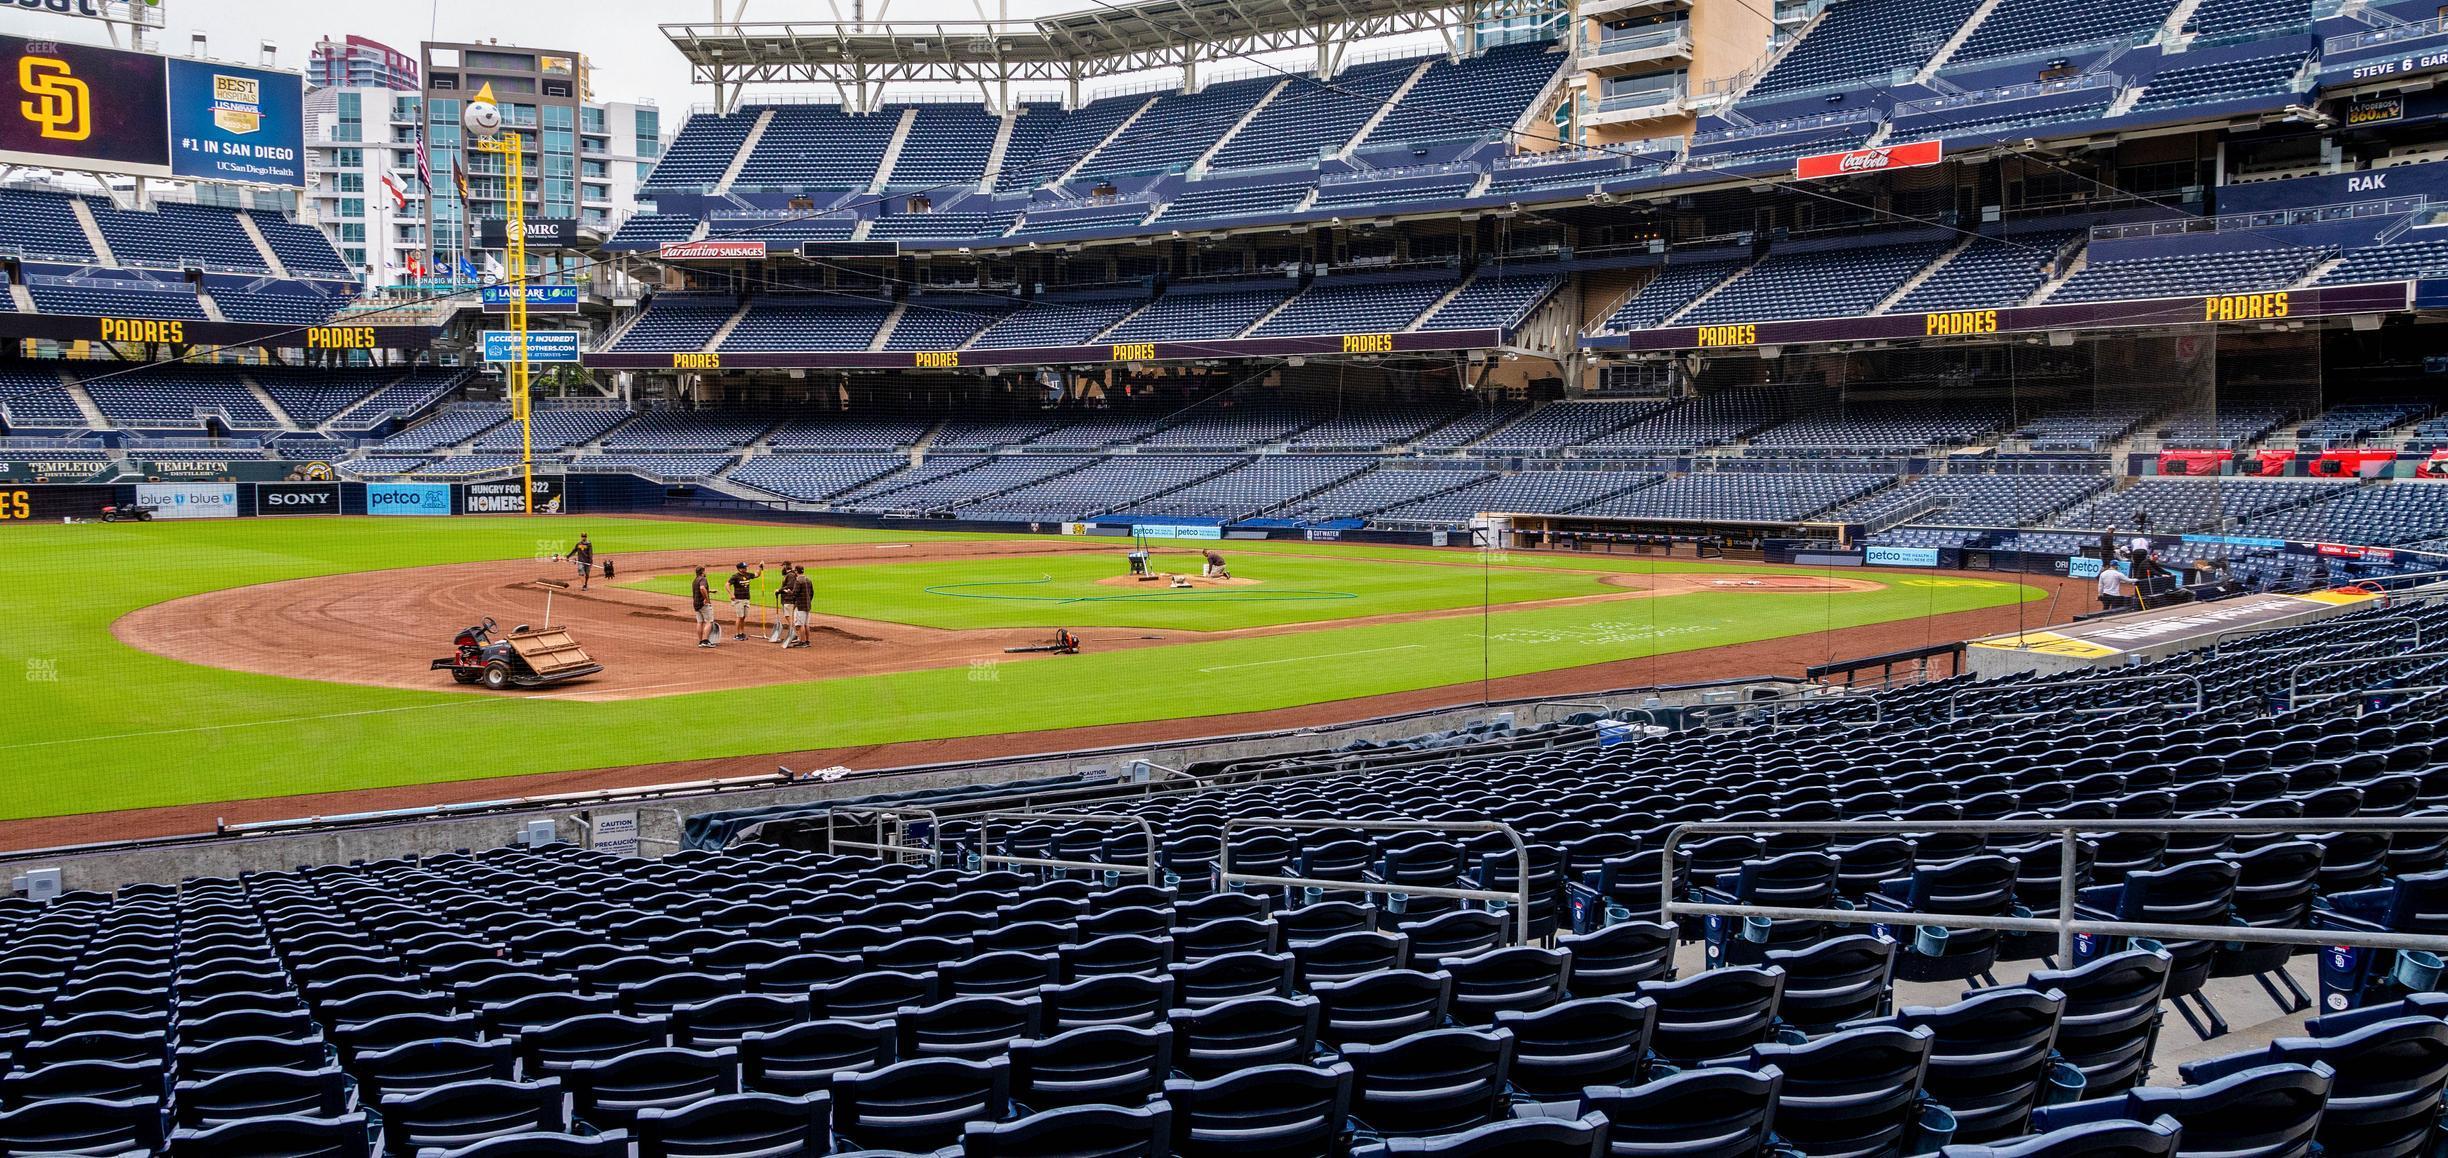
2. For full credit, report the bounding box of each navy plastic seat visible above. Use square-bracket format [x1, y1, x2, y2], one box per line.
[378, 1077, 568, 1158]
[1171, 994, 1320, 1078]
[2027, 1061, 2333, 1158]
[1935, 1113, 2181, 1157]
[1762, 934, 1896, 1033]
[1493, 996, 1654, 1097]
[517, 1013, 666, 1076]
[0, 1094, 163, 1156]
[1042, 973, 1175, 1031]
[1555, 922, 1674, 995]
[1290, 931, 1409, 987]
[740, 1017, 896, 1096]
[1577, 1065, 1783, 1157]
[941, 950, 1060, 999]
[1870, 855, 2019, 986]
[1442, 946, 1570, 1023]
[1740, 1024, 1940, 1158]
[831, 1055, 1011, 1153]
[1164, 1060, 1356, 1158]
[1639, 965, 1784, 1066]
[894, 993, 1042, 1061]
[357, 1038, 519, 1103]
[2179, 1011, 2448, 1158]
[1009, 1023, 1174, 1109]
[171, 1064, 353, 1128]
[963, 1095, 1174, 1157]
[1343, 1026, 1514, 1138]
[0, 1057, 159, 1107]
[2073, 859, 2240, 1039]
[2025, 947, 2171, 1096]
[170, 1111, 371, 1157]
[2311, 867, 2448, 1011]
[1875, 987, 2067, 1143]
[1397, 910, 1506, 967]
[1168, 951, 1295, 1009]
[408, 1130, 629, 1157]
[813, 970, 939, 1021]
[1349, 1112, 1608, 1157]
[1695, 851, 1842, 966]
[670, 992, 810, 1048]
[1314, 969, 1454, 1047]
[565, 1045, 739, 1130]
[632, 1089, 829, 1158]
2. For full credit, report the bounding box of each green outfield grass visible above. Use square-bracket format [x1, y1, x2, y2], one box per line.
[0, 517, 2042, 823]
[623, 549, 1612, 629]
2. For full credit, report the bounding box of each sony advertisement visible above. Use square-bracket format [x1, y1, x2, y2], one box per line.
[253, 482, 341, 516]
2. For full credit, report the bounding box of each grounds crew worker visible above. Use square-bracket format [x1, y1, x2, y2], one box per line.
[565, 534, 596, 590]
[767, 562, 795, 643]
[728, 562, 764, 641]
[691, 566, 721, 648]
[784, 565, 815, 649]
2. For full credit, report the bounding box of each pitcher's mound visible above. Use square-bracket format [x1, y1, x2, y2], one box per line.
[1095, 573, 1263, 590]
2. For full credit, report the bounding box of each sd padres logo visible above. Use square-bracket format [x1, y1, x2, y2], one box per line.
[18, 55, 89, 142]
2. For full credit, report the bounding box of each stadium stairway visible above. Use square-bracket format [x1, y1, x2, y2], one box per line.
[229, 214, 291, 279]
[714, 110, 777, 195]
[1058, 97, 1161, 185]
[1190, 80, 1293, 177]
[1874, 237, 1976, 314]
[869, 107, 923, 192]
[1337, 61, 1436, 160]
[65, 199, 115, 267]
[1915, 0, 2014, 80]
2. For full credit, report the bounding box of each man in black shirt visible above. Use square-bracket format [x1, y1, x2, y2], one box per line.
[728, 562, 763, 641]
[690, 566, 719, 648]
[784, 566, 815, 649]
[565, 534, 595, 590]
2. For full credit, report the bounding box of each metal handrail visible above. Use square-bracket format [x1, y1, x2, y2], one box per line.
[1529, 699, 1620, 723]
[1219, 817, 1536, 943]
[976, 810, 1162, 881]
[2289, 649, 2448, 709]
[821, 804, 945, 865]
[1659, 817, 2448, 965]
[1948, 672, 2204, 722]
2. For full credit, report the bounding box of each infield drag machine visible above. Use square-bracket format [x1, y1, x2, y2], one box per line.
[433, 617, 603, 690]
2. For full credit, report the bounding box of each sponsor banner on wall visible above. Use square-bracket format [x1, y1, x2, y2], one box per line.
[481, 330, 583, 363]
[1865, 545, 1940, 567]
[135, 481, 237, 519]
[0, 484, 120, 522]
[480, 284, 581, 313]
[254, 481, 340, 515]
[166, 57, 305, 187]
[659, 239, 767, 261]
[477, 218, 581, 249]
[463, 475, 565, 514]
[367, 481, 452, 516]
[1130, 523, 1224, 540]
[2065, 556, 2106, 579]
[1795, 139, 1941, 181]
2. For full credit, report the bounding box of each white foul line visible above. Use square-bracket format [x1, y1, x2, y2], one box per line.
[1198, 644, 1426, 674]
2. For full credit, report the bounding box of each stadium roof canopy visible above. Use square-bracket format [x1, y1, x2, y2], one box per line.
[663, 0, 1553, 109]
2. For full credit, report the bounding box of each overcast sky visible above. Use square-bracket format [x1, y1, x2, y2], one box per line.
[0, 0, 1413, 114]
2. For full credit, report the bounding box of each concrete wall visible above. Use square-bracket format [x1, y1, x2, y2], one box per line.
[0, 681, 1790, 895]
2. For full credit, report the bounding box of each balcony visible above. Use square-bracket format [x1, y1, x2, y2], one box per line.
[1582, 0, 1690, 21]
[1585, 80, 1691, 126]
[1578, 23, 1694, 73]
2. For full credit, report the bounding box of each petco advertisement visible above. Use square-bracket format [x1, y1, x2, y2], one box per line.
[135, 482, 237, 519]
[367, 482, 452, 516]
[1865, 545, 1940, 567]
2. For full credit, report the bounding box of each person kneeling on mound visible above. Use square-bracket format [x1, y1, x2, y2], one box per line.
[1202, 549, 1229, 580]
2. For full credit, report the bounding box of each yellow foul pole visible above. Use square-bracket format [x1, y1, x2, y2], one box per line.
[472, 82, 534, 513]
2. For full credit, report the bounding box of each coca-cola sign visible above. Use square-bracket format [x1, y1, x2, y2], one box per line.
[1794, 139, 1943, 181]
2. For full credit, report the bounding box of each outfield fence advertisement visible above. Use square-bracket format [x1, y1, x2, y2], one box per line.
[464, 476, 565, 514]
[134, 482, 237, 519]
[1865, 546, 1942, 567]
[252, 482, 341, 516]
[366, 482, 452, 516]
